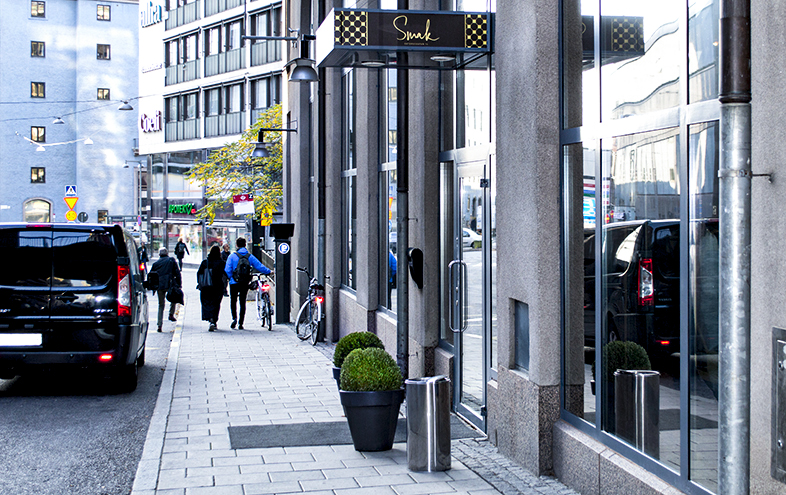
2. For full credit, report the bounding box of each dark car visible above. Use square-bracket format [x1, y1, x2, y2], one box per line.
[584, 220, 681, 361]
[0, 223, 149, 392]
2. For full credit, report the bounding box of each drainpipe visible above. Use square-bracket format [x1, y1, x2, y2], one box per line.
[396, 0, 409, 380]
[717, 0, 751, 493]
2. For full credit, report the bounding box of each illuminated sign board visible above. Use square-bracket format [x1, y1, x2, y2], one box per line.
[168, 203, 196, 215]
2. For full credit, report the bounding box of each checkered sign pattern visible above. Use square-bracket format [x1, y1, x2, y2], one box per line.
[465, 14, 487, 49]
[336, 11, 367, 46]
[611, 17, 644, 53]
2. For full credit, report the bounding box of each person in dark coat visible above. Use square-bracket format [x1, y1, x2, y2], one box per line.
[197, 245, 225, 331]
[174, 238, 189, 270]
[138, 241, 149, 272]
[149, 247, 182, 332]
[221, 243, 231, 262]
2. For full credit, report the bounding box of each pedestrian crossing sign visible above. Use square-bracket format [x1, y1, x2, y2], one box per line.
[64, 185, 77, 197]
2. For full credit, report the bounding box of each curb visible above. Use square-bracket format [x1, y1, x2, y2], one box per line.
[130, 293, 186, 494]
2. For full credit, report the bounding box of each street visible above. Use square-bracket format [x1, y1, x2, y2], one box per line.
[0, 320, 173, 494]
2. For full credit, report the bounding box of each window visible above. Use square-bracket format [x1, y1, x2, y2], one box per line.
[342, 71, 357, 289]
[31, 41, 45, 57]
[31, 1, 45, 17]
[31, 167, 45, 183]
[31, 82, 45, 98]
[97, 4, 110, 20]
[97, 44, 110, 60]
[31, 126, 45, 143]
[97, 88, 110, 100]
[23, 200, 50, 223]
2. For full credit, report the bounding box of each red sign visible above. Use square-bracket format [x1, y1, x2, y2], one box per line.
[233, 193, 253, 203]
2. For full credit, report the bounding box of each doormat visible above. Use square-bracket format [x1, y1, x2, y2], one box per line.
[228, 415, 483, 450]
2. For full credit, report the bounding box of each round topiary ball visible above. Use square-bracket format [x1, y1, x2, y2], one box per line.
[333, 332, 385, 368]
[592, 340, 651, 385]
[340, 347, 403, 392]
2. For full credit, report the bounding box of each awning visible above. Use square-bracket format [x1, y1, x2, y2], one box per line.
[315, 9, 493, 70]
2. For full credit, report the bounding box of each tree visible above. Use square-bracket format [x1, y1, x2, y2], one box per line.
[187, 104, 283, 225]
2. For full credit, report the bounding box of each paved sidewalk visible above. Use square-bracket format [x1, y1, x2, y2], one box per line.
[131, 268, 577, 495]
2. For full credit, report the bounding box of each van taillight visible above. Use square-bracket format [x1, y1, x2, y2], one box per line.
[118, 265, 131, 316]
[638, 258, 654, 306]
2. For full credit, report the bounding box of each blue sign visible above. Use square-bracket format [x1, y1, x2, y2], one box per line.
[278, 242, 290, 255]
[64, 185, 77, 197]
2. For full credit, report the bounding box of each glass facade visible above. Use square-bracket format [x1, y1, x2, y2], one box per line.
[561, 0, 720, 492]
[341, 70, 356, 289]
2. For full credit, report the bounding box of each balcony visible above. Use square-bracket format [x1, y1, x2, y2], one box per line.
[204, 0, 243, 17]
[165, 119, 201, 142]
[251, 40, 282, 67]
[165, 60, 201, 86]
[165, 2, 199, 30]
[204, 111, 245, 138]
[204, 47, 246, 77]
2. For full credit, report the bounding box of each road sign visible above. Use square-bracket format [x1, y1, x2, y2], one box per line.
[77, 212, 88, 223]
[65, 210, 77, 222]
[64, 197, 78, 210]
[64, 185, 77, 197]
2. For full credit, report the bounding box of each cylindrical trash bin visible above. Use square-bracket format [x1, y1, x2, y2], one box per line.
[405, 376, 451, 472]
[614, 369, 660, 458]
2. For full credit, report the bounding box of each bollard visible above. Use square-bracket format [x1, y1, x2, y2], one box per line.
[614, 369, 660, 458]
[405, 376, 451, 471]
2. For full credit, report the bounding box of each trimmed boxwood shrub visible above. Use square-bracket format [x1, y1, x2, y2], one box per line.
[340, 347, 403, 392]
[333, 332, 384, 368]
[592, 340, 651, 385]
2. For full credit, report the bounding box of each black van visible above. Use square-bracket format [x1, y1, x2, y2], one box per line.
[0, 224, 149, 392]
[584, 220, 681, 362]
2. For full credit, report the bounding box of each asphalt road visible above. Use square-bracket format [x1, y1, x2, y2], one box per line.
[0, 328, 172, 495]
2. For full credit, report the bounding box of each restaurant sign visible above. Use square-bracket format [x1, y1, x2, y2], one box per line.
[316, 9, 491, 68]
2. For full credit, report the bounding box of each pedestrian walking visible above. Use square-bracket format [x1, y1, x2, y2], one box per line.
[197, 245, 226, 331]
[174, 238, 189, 270]
[224, 237, 272, 330]
[149, 247, 181, 332]
[138, 240, 149, 272]
[221, 243, 231, 262]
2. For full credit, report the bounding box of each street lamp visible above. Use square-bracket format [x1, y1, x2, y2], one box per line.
[252, 126, 298, 158]
[242, 30, 319, 83]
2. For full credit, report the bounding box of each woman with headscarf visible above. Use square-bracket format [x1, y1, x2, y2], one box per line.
[197, 245, 226, 331]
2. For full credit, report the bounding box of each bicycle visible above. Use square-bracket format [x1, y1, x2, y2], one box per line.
[294, 267, 324, 345]
[251, 273, 274, 331]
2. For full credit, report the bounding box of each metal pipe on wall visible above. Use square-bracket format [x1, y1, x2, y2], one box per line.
[717, 0, 751, 492]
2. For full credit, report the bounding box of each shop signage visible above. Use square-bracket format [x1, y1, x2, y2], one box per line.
[316, 9, 491, 68]
[140, 0, 164, 28]
[140, 111, 163, 133]
[168, 203, 196, 215]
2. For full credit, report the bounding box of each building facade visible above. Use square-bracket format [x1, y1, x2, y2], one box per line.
[0, 0, 140, 226]
[278, 0, 786, 494]
[137, 0, 284, 261]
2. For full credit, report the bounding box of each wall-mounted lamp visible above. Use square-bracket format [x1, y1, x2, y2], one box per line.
[242, 31, 319, 83]
[252, 126, 298, 158]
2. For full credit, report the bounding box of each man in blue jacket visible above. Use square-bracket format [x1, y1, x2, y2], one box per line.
[224, 237, 272, 329]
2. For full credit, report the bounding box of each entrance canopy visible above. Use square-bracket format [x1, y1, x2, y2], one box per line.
[315, 9, 493, 70]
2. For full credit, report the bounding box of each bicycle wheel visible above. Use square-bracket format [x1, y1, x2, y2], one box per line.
[263, 294, 273, 331]
[295, 298, 314, 341]
[255, 288, 266, 328]
[309, 301, 320, 345]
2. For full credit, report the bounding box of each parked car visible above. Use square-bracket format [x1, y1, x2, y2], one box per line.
[0, 223, 149, 392]
[583, 220, 682, 362]
[463, 228, 482, 249]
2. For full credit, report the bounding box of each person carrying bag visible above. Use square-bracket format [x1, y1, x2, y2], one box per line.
[149, 247, 182, 332]
[197, 245, 226, 331]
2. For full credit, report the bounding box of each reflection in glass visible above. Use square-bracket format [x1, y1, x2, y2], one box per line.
[689, 122, 719, 492]
[456, 70, 491, 149]
[601, 129, 680, 469]
[152, 154, 165, 198]
[563, 143, 596, 423]
[168, 151, 202, 198]
[440, 163, 455, 342]
[381, 170, 397, 312]
[688, 0, 719, 103]
[23, 199, 51, 223]
[562, 0, 597, 128]
[601, 0, 680, 120]
[489, 156, 497, 372]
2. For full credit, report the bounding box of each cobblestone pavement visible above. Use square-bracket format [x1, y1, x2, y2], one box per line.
[132, 267, 578, 495]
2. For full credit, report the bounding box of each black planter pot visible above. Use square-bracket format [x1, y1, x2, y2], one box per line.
[332, 366, 341, 390]
[339, 388, 405, 451]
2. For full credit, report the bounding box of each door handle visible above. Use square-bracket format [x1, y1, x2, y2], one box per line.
[55, 293, 78, 303]
[448, 260, 468, 333]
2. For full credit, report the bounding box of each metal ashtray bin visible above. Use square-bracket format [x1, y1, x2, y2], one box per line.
[405, 376, 451, 471]
[614, 369, 660, 458]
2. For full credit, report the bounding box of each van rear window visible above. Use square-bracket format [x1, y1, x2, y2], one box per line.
[52, 231, 117, 287]
[0, 229, 52, 287]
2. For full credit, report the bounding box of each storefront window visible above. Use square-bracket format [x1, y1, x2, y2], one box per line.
[168, 223, 202, 265]
[380, 168, 397, 311]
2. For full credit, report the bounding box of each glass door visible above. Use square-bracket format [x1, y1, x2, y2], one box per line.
[446, 159, 492, 430]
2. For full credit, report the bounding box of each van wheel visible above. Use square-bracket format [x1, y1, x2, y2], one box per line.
[116, 360, 138, 393]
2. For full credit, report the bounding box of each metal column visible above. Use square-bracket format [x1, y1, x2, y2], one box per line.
[718, 0, 751, 492]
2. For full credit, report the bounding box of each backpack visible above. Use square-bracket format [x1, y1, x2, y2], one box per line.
[175, 242, 185, 256]
[232, 253, 252, 283]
